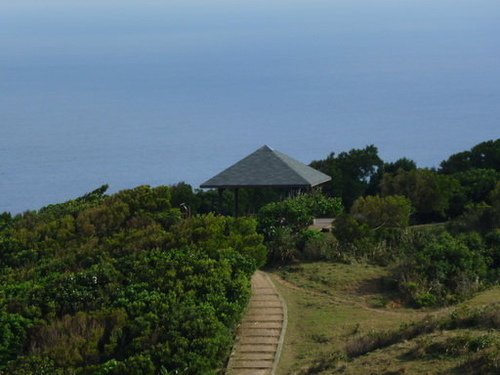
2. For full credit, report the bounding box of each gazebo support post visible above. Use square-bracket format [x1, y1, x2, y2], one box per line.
[218, 188, 224, 215]
[234, 188, 239, 217]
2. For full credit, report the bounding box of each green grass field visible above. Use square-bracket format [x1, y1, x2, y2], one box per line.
[270, 262, 500, 374]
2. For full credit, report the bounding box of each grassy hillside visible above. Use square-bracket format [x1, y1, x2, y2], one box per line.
[271, 262, 500, 374]
[0, 186, 267, 374]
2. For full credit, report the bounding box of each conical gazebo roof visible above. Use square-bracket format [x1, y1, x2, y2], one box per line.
[200, 145, 331, 188]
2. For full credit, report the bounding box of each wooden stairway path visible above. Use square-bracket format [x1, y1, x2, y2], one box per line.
[226, 271, 287, 375]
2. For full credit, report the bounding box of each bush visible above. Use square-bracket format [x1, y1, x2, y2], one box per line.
[0, 312, 33, 365]
[258, 192, 342, 264]
[0, 355, 61, 375]
[266, 227, 299, 263]
[0, 186, 265, 373]
[332, 214, 373, 245]
[448, 203, 497, 235]
[258, 192, 343, 235]
[448, 182, 500, 235]
[331, 214, 382, 262]
[29, 310, 127, 367]
[485, 229, 500, 270]
[351, 195, 412, 230]
[300, 231, 340, 261]
[394, 232, 488, 307]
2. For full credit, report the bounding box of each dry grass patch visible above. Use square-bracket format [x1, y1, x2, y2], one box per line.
[271, 262, 500, 375]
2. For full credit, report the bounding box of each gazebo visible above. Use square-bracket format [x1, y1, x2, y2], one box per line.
[200, 145, 331, 216]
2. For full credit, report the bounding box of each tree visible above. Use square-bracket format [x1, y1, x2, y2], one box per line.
[367, 157, 417, 196]
[0, 212, 12, 231]
[380, 169, 460, 222]
[455, 169, 500, 203]
[439, 139, 500, 174]
[310, 145, 383, 209]
[384, 158, 417, 174]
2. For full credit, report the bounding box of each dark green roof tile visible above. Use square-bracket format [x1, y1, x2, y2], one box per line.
[200, 145, 331, 188]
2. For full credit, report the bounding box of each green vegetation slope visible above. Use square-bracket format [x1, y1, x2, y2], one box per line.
[0, 186, 266, 374]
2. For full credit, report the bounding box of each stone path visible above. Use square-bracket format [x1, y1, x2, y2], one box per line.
[226, 271, 287, 375]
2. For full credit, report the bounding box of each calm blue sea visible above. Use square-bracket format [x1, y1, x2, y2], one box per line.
[1, 0, 499, 214]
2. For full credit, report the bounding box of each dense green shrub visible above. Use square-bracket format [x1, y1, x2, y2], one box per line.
[448, 182, 500, 235]
[36, 185, 109, 221]
[395, 232, 488, 306]
[0, 186, 266, 374]
[258, 192, 343, 235]
[257, 192, 342, 263]
[485, 229, 500, 271]
[265, 227, 299, 263]
[350, 195, 412, 230]
[299, 231, 341, 262]
[0, 312, 32, 366]
[332, 214, 373, 245]
[0, 356, 61, 375]
[330, 211, 497, 303]
[330, 214, 384, 262]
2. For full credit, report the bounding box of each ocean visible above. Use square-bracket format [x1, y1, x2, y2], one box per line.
[1, 0, 499, 213]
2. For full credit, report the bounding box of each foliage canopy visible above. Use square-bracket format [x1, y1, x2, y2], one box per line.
[0, 186, 266, 374]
